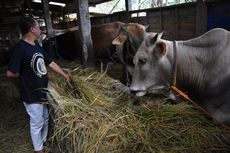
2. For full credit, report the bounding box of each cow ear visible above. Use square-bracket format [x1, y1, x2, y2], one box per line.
[154, 41, 166, 58]
[112, 35, 127, 45]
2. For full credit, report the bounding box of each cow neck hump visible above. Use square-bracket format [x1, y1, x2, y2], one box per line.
[175, 41, 207, 93]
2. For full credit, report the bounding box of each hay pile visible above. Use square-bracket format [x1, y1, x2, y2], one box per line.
[0, 66, 20, 107]
[0, 67, 33, 153]
[49, 62, 230, 153]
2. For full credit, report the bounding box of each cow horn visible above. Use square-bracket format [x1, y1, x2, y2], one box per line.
[144, 25, 150, 31]
[146, 33, 158, 46]
[158, 32, 164, 38]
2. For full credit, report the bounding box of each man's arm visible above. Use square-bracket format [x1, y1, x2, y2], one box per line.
[6, 71, 19, 78]
[48, 61, 68, 80]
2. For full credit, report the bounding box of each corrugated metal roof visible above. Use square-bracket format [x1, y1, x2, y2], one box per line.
[89, 0, 112, 5]
[0, 0, 112, 6]
[47, 0, 112, 6]
[0, 0, 113, 19]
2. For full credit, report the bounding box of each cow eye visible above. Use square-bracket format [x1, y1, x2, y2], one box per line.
[139, 58, 146, 65]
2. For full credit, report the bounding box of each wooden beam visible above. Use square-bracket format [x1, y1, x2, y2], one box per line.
[0, 3, 4, 23]
[175, 7, 178, 39]
[21, 1, 25, 16]
[75, 0, 94, 67]
[60, 7, 65, 28]
[42, 0, 53, 38]
[196, 0, 207, 36]
[31, 2, 63, 13]
[125, 0, 131, 21]
[160, 8, 163, 31]
[25, 0, 32, 17]
[125, 0, 131, 12]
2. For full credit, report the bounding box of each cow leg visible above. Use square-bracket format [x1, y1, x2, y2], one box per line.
[206, 102, 230, 126]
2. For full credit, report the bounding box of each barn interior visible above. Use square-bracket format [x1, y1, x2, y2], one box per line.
[0, 0, 230, 152]
[0, 0, 117, 152]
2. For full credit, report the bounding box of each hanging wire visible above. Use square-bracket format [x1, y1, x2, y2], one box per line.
[109, 0, 121, 14]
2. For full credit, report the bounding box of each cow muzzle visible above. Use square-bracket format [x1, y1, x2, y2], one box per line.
[130, 84, 169, 97]
[130, 89, 147, 97]
[130, 85, 147, 96]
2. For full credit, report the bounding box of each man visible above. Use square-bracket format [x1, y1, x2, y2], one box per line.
[6, 17, 69, 153]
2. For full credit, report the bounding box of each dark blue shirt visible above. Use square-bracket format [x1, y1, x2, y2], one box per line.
[8, 40, 52, 103]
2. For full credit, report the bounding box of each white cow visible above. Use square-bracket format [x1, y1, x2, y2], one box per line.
[130, 28, 230, 125]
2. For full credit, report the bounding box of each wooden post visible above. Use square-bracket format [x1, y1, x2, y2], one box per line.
[125, 0, 131, 22]
[25, 0, 32, 17]
[160, 8, 163, 32]
[75, 0, 94, 67]
[21, 1, 25, 16]
[125, 0, 131, 12]
[196, 0, 207, 36]
[42, 0, 53, 38]
[175, 7, 178, 39]
[0, 3, 4, 23]
[61, 7, 65, 28]
[146, 11, 149, 25]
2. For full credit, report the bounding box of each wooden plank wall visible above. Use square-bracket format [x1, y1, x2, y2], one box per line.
[207, 0, 230, 31]
[90, 1, 204, 40]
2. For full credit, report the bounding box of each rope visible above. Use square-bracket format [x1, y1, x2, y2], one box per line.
[170, 40, 229, 129]
[171, 40, 177, 87]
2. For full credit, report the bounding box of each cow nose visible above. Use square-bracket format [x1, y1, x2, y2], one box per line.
[130, 85, 138, 94]
[130, 86, 146, 97]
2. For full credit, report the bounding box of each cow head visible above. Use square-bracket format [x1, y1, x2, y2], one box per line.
[130, 32, 174, 98]
[112, 23, 149, 75]
[112, 23, 149, 47]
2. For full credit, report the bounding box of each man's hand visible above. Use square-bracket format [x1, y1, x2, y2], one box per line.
[6, 71, 19, 78]
[48, 62, 74, 88]
[49, 61, 69, 79]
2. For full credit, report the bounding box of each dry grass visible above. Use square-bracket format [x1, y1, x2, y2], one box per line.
[48, 62, 230, 153]
[0, 76, 33, 153]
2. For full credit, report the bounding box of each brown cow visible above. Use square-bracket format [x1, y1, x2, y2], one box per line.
[112, 23, 150, 76]
[92, 21, 149, 66]
[43, 22, 149, 63]
[91, 21, 125, 59]
[43, 22, 149, 83]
